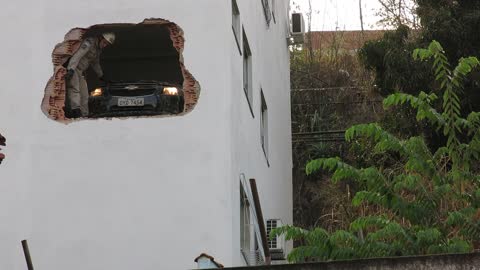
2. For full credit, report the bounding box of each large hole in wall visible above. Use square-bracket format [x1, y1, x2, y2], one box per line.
[42, 19, 201, 124]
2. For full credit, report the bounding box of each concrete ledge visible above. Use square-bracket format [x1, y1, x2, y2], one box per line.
[224, 253, 480, 270]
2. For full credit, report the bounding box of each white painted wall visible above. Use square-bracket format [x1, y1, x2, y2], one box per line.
[0, 1, 291, 270]
[229, 0, 293, 266]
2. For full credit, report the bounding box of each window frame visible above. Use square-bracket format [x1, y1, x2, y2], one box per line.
[271, 0, 276, 24]
[240, 185, 251, 255]
[260, 90, 269, 165]
[232, 0, 242, 54]
[239, 176, 266, 266]
[261, 0, 272, 26]
[242, 28, 254, 117]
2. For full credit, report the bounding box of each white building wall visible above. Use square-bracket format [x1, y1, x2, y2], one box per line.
[0, 0, 292, 270]
[229, 0, 292, 266]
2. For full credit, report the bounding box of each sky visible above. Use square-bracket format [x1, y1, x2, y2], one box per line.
[291, 0, 386, 31]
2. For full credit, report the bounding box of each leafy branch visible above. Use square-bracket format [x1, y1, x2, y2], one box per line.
[275, 41, 480, 262]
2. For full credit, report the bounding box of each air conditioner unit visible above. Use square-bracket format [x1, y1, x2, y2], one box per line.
[290, 13, 305, 44]
[266, 219, 285, 261]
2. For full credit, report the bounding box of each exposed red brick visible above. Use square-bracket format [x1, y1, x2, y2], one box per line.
[307, 30, 386, 52]
[157, 19, 200, 114]
[41, 28, 86, 123]
[42, 19, 200, 123]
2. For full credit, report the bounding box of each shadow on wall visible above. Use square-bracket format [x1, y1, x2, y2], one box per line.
[41, 18, 201, 124]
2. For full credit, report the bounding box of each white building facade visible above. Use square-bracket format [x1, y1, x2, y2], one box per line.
[0, 1, 292, 269]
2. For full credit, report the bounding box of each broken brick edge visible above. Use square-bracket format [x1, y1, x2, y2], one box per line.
[41, 18, 201, 124]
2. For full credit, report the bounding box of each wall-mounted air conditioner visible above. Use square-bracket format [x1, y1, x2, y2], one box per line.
[266, 219, 285, 262]
[290, 13, 305, 45]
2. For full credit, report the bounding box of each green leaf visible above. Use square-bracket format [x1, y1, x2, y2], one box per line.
[293, 40, 480, 263]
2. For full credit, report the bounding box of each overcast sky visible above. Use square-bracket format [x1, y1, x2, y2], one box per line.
[291, 0, 385, 31]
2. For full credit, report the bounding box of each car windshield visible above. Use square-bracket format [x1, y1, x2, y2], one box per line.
[85, 24, 184, 89]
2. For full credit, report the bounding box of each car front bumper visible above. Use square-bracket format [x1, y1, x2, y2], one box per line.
[89, 94, 184, 117]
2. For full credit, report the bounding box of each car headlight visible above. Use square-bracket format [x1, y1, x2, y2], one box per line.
[163, 87, 179, 96]
[91, 88, 103, 97]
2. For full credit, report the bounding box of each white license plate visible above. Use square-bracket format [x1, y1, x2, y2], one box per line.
[118, 97, 145, 107]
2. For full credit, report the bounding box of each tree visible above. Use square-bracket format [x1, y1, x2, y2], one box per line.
[359, 25, 431, 96]
[361, 0, 480, 113]
[375, 0, 419, 29]
[273, 41, 480, 263]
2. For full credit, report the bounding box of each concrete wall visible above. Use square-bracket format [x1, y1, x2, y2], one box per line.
[229, 0, 292, 266]
[225, 253, 480, 270]
[0, 0, 292, 270]
[1, 1, 231, 270]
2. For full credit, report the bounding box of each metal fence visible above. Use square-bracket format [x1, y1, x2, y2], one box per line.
[291, 86, 383, 143]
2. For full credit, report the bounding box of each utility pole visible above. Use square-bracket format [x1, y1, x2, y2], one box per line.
[359, 0, 365, 33]
[307, 0, 314, 64]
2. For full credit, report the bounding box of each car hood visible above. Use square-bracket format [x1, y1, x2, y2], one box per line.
[105, 81, 182, 89]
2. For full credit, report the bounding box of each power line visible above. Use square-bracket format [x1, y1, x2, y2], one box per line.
[292, 86, 365, 92]
[292, 130, 346, 143]
[293, 130, 345, 136]
[292, 100, 383, 106]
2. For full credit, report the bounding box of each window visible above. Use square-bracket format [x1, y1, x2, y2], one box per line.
[239, 175, 267, 266]
[271, 0, 276, 23]
[240, 183, 262, 265]
[242, 29, 253, 116]
[262, 0, 272, 26]
[240, 186, 251, 255]
[232, 0, 241, 53]
[260, 90, 269, 161]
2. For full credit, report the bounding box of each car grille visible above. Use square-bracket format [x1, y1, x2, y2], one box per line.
[108, 83, 158, 97]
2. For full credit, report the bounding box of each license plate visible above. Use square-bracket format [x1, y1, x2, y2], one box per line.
[118, 97, 144, 107]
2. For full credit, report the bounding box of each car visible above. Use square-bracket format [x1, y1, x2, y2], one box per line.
[81, 23, 185, 118]
[88, 81, 184, 117]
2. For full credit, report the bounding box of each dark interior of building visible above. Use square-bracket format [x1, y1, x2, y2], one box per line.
[84, 23, 184, 91]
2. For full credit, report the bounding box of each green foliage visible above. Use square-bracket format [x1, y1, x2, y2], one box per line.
[360, 1, 480, 111]
[275, 41, 480, 262]
[359, 25, 431, 96]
